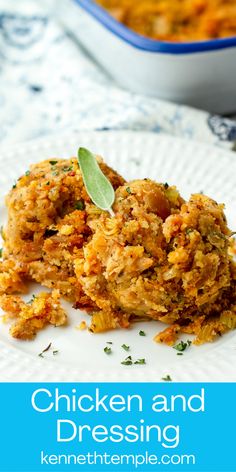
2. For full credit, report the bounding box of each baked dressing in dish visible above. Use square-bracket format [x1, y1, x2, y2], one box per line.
[96, 0, 236, 42]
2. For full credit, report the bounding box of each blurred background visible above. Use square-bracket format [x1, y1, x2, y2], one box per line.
[0, 0, 236, 148]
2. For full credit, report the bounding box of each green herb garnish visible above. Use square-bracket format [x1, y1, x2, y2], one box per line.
[173, 341, 187, 352]
[63, 166, 73, 172]
[126, 187, 132, 194]
[25, 170, 30, 176]
[0, 248, 2, 258]
[27, 294, 36, 304]
[134, 358, 146, 365]
[12, 182, 16, 189]
[104, 346, 112, 354]
[38, 342, 52, 358]
[173, 340, 192, 352]
[139, 330, 146, 336]
[75, 200, 85, 211]
[162, 375, 172, 382]
[53, 350, 59, 355]
[106, 342, 113, 345]
[78, 148, 115, 217]
[164, 182, 169, 189]
[121, 344, 130, 351]
[49, 160, 58, 166]
[121, 355, 133, 366]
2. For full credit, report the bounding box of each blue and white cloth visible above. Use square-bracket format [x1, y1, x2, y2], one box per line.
[0, 0, 235, 149]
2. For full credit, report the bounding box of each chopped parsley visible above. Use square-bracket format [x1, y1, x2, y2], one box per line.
[186, 228, 193, 235]
[75, 200, 85, 211]
[164, 182, 169, 189]
[25, 170, 30, 176]
[63, 166, 73, 172]
[27, 294, 36, 304]
[38, 342, 52, 358]
[106, 342, 113, 345]
[121, 355, 133, 366]
[173, 340, 192, 353]
[126, 187, 132, 194]
[134, 358, 146, 365]
[162, 375, 172, 382]
[121, 355, 146, 366]
[0, 248, 2, 258]
[139, 330, 146, 336]
[49, 160, 58, 166]
[104, 346, 112, 354]
[53, 350, 59, 355]
[121, 344, 130, 351]
[12, 182, 17, 189]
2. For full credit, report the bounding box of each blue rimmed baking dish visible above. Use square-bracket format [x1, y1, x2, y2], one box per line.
[58, 0, 236, 113]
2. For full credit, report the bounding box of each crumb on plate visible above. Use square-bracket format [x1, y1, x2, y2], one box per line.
[0, 289, 67, 340]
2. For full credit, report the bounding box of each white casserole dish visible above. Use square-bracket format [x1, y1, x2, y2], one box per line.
[58, 0, 236, 113]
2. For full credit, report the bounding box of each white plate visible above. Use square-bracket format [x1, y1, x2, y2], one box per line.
[0, 131, 235, 382]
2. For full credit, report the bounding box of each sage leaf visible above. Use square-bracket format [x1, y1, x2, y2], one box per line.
[78, 147, 115, 216]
